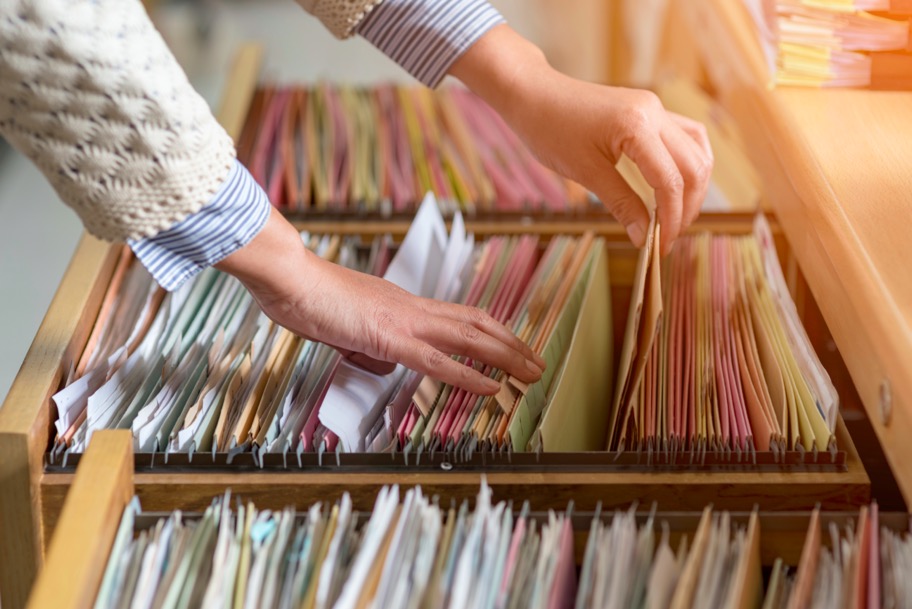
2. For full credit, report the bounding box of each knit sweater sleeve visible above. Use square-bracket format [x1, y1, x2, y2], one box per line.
[293, 0, 386, 39]
[0, 0, 236, 242]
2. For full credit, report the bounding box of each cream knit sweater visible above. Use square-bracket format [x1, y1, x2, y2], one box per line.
[0, 0, 379, 242]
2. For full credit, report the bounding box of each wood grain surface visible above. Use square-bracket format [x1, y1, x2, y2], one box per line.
[26, 431, 133, 609]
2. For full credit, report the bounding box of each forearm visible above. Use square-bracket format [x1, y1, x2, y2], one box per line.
[213, 206, 313, 304]
[448, 24, 554, 128]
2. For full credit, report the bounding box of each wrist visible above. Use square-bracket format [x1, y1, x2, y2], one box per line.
[214, 206, 313, 303]
[449, 24, 555, 125]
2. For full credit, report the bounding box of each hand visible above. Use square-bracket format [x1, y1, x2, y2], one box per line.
[450, 25, 714, 256]
[216, 208, 545, 395]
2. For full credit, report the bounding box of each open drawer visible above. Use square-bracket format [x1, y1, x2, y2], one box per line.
[26, 431, 908, 609]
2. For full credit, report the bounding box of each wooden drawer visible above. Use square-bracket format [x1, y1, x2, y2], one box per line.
[25, 431, 903, 609]
[31, 212, 871, 525]
[0, 43, 885, 609]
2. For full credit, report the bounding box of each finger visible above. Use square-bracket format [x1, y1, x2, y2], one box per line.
[660, 123, 712, 248]
[622, 133, 684, 251]
[414, 317, 542, 384]
[589, 165, 651, 247]
[668, 112, 714, 163]
[335, 347, 398, 376]
[398, 339, 502, 395]
[436, 303, 546, 371]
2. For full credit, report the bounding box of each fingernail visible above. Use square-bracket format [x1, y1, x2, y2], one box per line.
[483, 377, 501, 393]
[526, 359, 543, 378]
[533, 353, 546, 369]
[627, 222, 646, 248]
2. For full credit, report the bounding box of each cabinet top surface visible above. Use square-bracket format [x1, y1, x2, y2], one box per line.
[774, 87, 912, 335]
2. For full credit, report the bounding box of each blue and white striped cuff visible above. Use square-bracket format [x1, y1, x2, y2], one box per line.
[357, 0, 506, 88]
[128, 160, 271, 291]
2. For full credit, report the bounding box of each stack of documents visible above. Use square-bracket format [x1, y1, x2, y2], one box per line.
[389, 231, 612, 457]
[236, 84, 592, 215]
[87, 485, 912, 609]
[92, 482, 764, 609]
[577, 505, 760, 609]
[51, 194, 611, 461]
[51, 187, 836, 464]
[607, 214, 839, 459]
[762, 503, 911, 608]
[768, 0, 911, 86]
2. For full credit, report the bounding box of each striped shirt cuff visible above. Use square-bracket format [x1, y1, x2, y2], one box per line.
[357, 0, 506, 88]
[128, 160, 271, 291]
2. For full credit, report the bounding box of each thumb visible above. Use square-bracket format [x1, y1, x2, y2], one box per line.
[592, 166, 651, 248]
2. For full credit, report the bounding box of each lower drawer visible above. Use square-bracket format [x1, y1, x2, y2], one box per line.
[24, 431, 901, 609]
